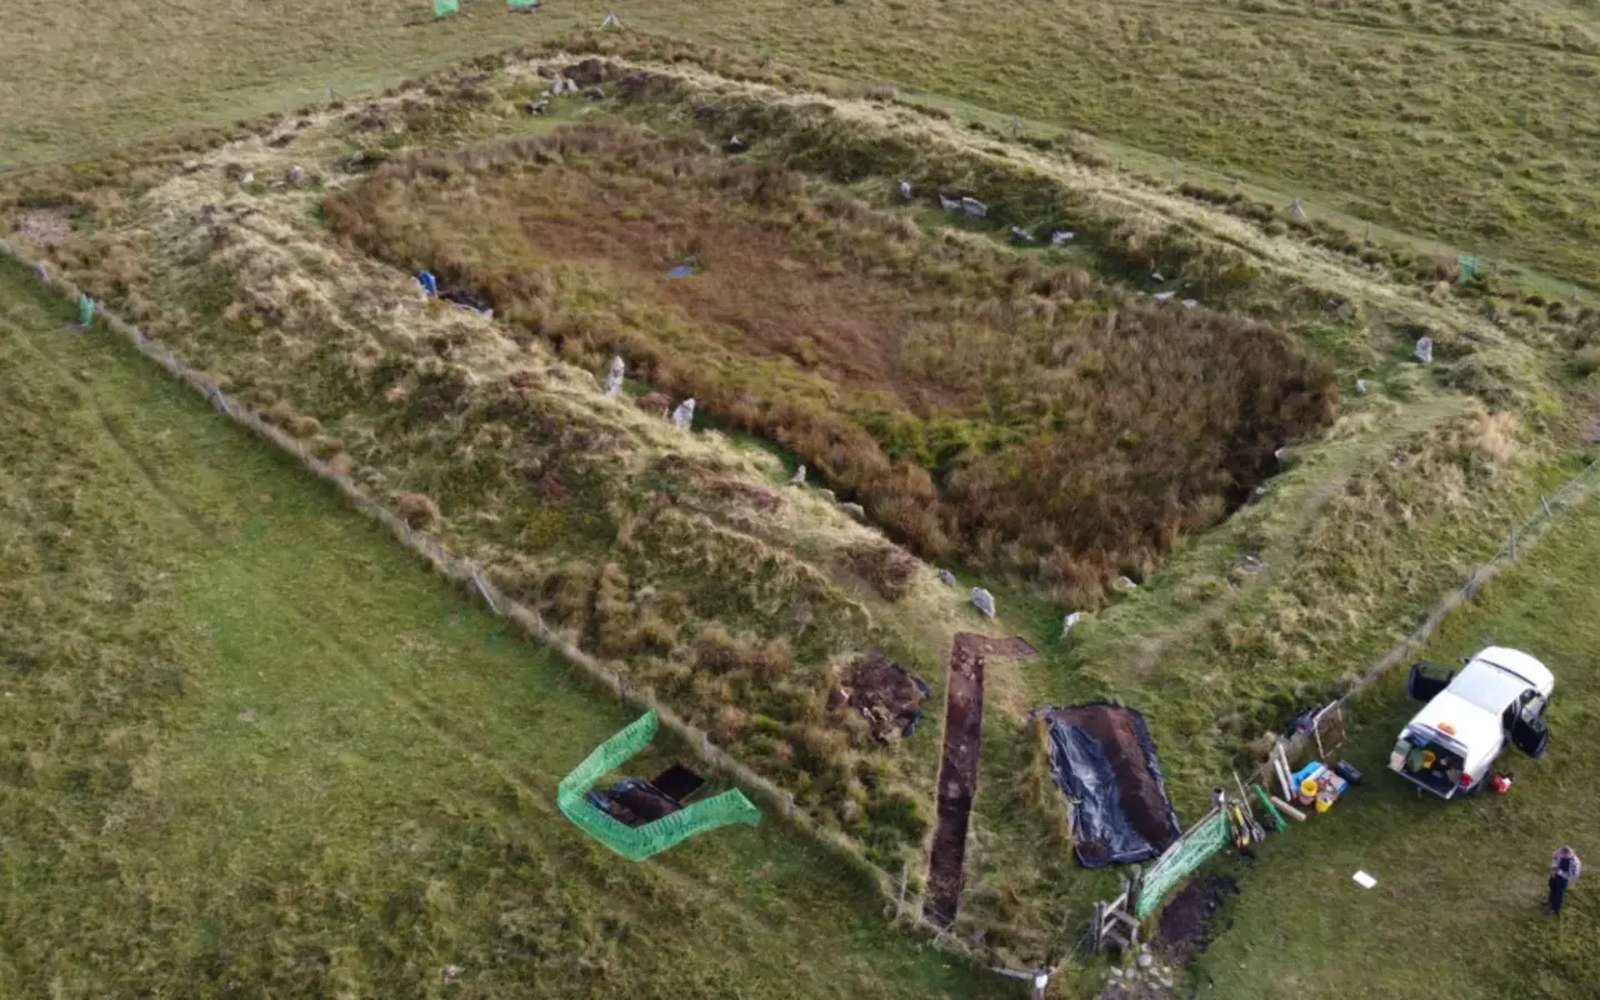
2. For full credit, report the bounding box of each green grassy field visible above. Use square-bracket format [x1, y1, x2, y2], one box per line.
[1192, 487, 1600, 999]
[0, 260, 998, 998]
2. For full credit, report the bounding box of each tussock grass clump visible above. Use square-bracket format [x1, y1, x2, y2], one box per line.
[327, 124, 1337, 601]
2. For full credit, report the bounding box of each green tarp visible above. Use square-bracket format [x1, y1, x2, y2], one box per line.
[557, 711, 760, 861]
[434, 0, 459, 17]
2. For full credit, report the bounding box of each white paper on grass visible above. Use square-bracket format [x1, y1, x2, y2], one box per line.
[1353, 871, 1377, 889]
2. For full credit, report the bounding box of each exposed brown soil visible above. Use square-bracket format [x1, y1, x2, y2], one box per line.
[924, 633, 990, 927]
[836, 651, 928, 742]
[1154, 875, 1238, 965]
[1048, 704, 1178, 852]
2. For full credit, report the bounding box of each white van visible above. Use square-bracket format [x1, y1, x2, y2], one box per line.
[1389, 646, 1552, 799]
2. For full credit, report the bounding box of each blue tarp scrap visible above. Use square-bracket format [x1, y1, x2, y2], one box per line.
[665, 263, 695, 279]
[417, 270, 438, 297]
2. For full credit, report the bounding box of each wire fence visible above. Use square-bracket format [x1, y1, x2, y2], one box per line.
[1, 240, 1003, 965]
[16, 235, 1600, 980]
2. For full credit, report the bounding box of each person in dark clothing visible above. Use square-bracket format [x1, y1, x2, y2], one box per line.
[1550, 846, 1582, 915]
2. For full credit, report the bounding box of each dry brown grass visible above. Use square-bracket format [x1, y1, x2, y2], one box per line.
[326, 123, 1337, 601]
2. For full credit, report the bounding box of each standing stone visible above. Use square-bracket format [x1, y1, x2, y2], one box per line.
[1060, 611, 1084, 639]
[1114, 576, 1139, 592]
[1355, 378, 1369, 395]
[961, 197, 988, 219]
[938, 569, 957, 587]
[839, 501, 866, 520]
[970, 587, 996, 619]
[287, 165, 307, 187]
[671, 398, 695, 431]
[603, 355, 625, 397]
[1414, 336, 1434, 364]
[898, 179, 913, 200]
[1289, 198, 1308, 221]
[789, 464, 807, 485]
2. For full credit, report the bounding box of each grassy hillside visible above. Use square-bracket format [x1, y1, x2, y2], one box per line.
[8, 1, 1600, 287]
[0, 259, 997, 998]
[1193, 482, 1600, 1000]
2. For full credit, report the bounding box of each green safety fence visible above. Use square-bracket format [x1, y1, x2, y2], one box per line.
[557, 711, 760, 861]
[434, 0, 459, 17]
[1135, 808, 1230, 918]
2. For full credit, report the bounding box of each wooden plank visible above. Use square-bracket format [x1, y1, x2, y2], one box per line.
[1270, 795, 1308, 822]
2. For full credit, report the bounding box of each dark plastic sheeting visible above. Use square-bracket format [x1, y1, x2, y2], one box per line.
[1042, 706, 1183, 868]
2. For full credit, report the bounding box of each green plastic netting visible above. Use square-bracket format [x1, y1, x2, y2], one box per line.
[78, 294, 95, 327]
[509, 0, 540, 9]
[1134, 808, 1229, 918]
[557, 711, 760, 861]
[433, 0, 460, 17]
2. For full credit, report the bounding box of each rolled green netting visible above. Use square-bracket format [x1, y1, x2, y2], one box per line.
[557, 711, 760, 861]
[434, 0, 460, 17]
[1135, 808, 1230, 918]
[78, 293, 95, 327]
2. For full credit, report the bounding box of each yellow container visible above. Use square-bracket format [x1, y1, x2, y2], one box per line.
[1315, 796, 1332, 813]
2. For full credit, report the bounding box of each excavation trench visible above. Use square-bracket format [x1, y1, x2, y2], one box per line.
[923, 633, 1036, 927]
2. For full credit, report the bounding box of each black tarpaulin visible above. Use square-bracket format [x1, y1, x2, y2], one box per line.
[1041, 704, 1183, 868]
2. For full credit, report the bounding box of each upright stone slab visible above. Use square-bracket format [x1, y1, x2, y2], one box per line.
[1061, 611, 1085, 639]
[603, 356, 625, 397]
[671, 398, 696, 431]
[970, 587, 996, 619]
[1415, 336, 1434, 364]
[789, 464, 807, 485]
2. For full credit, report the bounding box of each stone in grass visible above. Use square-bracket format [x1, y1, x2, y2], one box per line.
[1060, 611, 1084, 639]
[603, 355, 625, 397]
[1415, 336, 1434, 364]
[839, 501, 866, 520]
[286, 165, 307, 187]
[938, 569, 957, 587]
[1114, 576, 1139, 593]
[971, 587, 996, 619]
[1356, 378, 1369, 395]
[238, 709, 258, 724]
[1137, 951, 1154, 969]
[789, 464, 807, 485]
[898, 179, 913, 200]
[671, 397, 695, 431]
[442, 965, 463, 986]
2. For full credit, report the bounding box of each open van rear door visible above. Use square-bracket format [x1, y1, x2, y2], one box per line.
[1409, 661, 1454, 702]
